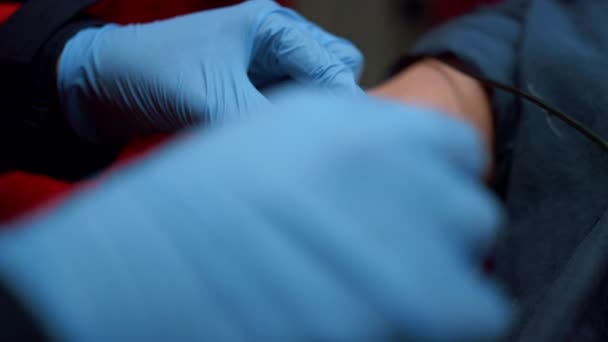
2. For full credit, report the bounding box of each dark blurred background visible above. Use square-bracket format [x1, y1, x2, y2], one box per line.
[294, 0, 498, 87]
[295, 0, 429, 87]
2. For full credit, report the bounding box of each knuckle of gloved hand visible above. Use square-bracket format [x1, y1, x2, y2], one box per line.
[328, 121, 410, 172]
[447, 118, 484, 152]
[251, 10, 295, 56]
[309, 62, 355, 87]
[400, 107, 483, 161]
[474, 193, 504, 248]
[250, 1, 291, 36]
[446, 185, 503, 254]
[328, 39, 365, 72]
[364, 105, 483, 175]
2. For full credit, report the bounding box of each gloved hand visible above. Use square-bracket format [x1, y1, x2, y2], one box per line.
[57, 0, 364, 142]
[0, 91, 510, 341]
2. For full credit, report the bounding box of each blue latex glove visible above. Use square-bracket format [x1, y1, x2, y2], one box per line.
[57, 0, 364, 142]
[0, 91, 510, 341]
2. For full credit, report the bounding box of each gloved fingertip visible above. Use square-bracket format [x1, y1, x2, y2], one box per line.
[458, 281, 514, 340]
[326, 39, 365, 81]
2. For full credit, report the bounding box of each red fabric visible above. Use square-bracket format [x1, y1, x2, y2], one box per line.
[88, 0, 290, 24]
[0, 138, 171, 224]
[0, 173, 72, 223]
[0, 0, 297, 223]
[431, 0, 501, 24]
[0, 3, 19, 23]
[88, 0, 240, 24]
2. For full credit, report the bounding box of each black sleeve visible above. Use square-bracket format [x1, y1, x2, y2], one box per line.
[0, 280, 47, 341]
[0, 0, 123, 181]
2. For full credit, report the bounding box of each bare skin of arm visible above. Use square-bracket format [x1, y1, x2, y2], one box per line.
[370, 58, 495, 172]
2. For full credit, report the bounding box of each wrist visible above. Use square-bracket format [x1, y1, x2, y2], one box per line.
[370, 58, 493, 151]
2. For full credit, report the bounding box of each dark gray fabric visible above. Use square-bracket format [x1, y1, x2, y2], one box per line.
[409, 1, 608, 340]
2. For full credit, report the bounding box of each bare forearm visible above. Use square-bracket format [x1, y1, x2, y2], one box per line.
[370, 58, 494, 158]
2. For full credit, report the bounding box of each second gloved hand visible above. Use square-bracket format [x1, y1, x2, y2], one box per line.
[57, 0, 364, 142]
[0, 91, 510, 341]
